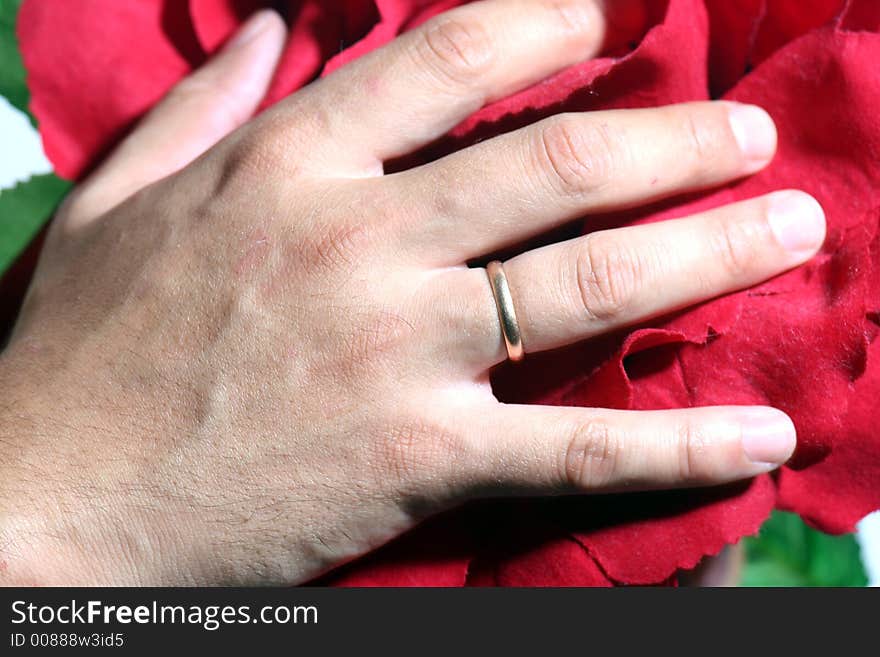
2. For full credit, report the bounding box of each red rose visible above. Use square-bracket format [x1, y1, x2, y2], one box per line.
[12, 0, 880, 585]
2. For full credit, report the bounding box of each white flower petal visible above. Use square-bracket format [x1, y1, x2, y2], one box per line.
[857, 511, 880, 587]
[0, 95, 53, 190]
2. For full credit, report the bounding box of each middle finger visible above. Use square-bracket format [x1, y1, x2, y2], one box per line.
[388, 101, 777, 265]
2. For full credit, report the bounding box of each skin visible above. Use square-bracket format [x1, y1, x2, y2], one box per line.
[0, 1, 827, 586]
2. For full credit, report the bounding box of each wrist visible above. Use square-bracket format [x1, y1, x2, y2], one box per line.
[0, 355, 149, 585]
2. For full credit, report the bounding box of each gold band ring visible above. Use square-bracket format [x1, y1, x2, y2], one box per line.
[486, 260, 524, 363]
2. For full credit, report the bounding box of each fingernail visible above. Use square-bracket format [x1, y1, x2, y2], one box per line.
[226, 10, 274, 50]
[740, 409, 797, 466]
[728, 103, 777, 168]
[767, 191, 827, 255]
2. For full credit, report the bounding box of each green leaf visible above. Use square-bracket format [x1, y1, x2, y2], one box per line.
[0, 0, 32, 123]
[741, 511, 868, 587]
[0, 174, 70, 274]
[0, 0, 66, 277]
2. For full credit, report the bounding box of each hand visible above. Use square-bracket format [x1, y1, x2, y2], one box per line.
[0, 1, 825, 585]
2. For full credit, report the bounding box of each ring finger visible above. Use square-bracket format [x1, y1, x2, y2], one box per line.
[429, 190, 825, 370]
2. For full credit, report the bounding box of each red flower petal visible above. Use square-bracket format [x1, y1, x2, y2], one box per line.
[841, 0, 880, 31]
[467, 535, 613, 587]
[775, 213, 880, 533]
[18, 0, 202, 180]
[573, 477, 776, 584]
[704, 0, 764, 97]
[777, 338, 880, 534]
[189, 1, 382, 105]
[751, 0, 845, 66]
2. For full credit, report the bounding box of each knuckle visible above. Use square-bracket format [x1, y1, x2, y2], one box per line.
[536, 116, 623, 196]
[545, 0, 600, 36]
[710, 215, 760, 279]
[292, 187, 398, 275]
[560, 418, 622, 489]
[215, 136, 281, 193]
[341, 308, 417, 369]
[682, 110, 727, 176]
[217, 113, 309, 191]
[675, 420, 714, 482]
[300, 219, 372, 272]
[416, 16, 494, 89]
[379, 418, 470, 489]
[575, 235, 642, 322]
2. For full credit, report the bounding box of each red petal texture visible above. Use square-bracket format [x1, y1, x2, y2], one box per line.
[571, 476, 777, 583]
[466, 535, 613, 587]
[704, 0, 764, 97]
[12, 0, 880, 585]
[190, 0, 381, 105]
[18, 0, 204, 180]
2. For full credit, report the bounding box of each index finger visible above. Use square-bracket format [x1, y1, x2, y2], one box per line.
[271, 0, 611, 176]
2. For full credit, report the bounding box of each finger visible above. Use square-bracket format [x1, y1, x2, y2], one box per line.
[390, 101, 778, 264]
[459, 404, 797, 494]
[63, 10, 287, 227]
[431, 191, 825, 369]
[274, 0, 609, 176]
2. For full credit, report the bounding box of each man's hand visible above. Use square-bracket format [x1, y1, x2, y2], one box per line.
[0, 1, 824, 585]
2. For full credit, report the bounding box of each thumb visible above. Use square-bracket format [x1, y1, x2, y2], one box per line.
[64, 10, 287, 227]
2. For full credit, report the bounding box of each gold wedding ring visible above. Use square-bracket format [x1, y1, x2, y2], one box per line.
[486, 260, 524, 363]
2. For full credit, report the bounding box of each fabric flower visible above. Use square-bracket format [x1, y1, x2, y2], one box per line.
[10, 0, 880, 586]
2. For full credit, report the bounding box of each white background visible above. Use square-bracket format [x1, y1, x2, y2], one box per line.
[1, 96, 878, 586]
